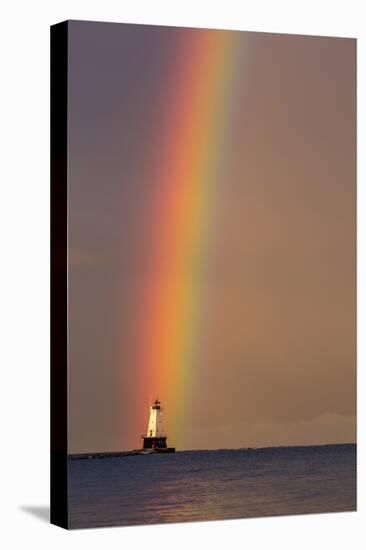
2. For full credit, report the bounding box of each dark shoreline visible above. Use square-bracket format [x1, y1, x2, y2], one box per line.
[68, 450, 142, 460]
[68, 442, 356, 461]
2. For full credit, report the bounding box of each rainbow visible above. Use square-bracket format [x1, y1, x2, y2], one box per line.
[134, 28, 243, 448]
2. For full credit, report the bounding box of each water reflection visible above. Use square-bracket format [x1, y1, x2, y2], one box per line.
[68, 445, 356, 528]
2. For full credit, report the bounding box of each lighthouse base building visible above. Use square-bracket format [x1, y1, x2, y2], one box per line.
[140, 399, 175, 453]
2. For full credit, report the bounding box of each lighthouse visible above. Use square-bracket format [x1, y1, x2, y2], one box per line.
[141, 398, 175, 453]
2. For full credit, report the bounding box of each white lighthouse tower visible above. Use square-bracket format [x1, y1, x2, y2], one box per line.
[147, 399, 166, 438]
[141, 398, 175, 452]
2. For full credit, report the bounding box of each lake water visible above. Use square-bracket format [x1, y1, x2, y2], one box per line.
[68, 444, 356, 529]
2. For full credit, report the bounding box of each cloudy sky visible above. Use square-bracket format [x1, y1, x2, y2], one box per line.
[67, 21, 356, 453]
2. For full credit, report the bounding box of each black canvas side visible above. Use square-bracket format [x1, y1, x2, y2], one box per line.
[50, 20, 68, 529]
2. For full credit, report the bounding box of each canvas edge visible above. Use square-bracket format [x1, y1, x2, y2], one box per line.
[50, 20, 69, 530]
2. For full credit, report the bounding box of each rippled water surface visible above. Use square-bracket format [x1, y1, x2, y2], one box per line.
[68, 444, 356, 528]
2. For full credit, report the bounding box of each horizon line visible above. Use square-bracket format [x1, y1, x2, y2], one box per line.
[68, 441, 357, 457]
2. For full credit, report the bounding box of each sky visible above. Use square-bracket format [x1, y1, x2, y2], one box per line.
[67, 21, 356, 453]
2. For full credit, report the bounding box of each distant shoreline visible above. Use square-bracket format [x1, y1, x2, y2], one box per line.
[68, 442, 356, 460]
